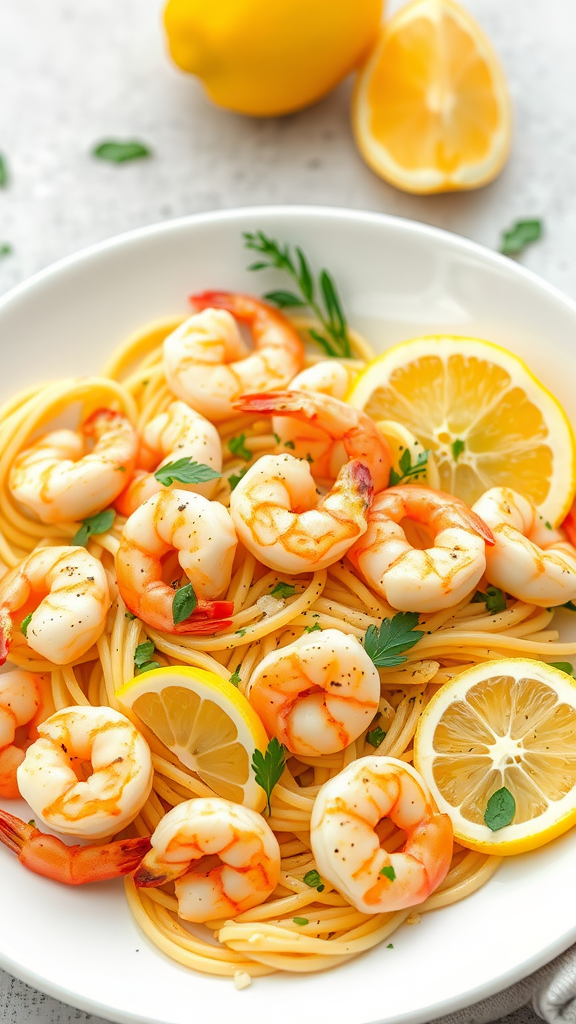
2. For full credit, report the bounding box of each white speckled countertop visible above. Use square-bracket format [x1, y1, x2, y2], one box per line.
[1, 0, 575, 1021]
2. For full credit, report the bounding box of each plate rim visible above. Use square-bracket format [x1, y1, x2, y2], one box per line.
[1, 203, 576, 1024]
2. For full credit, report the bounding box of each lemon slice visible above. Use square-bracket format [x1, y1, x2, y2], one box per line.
[347, 336, 576, 525]
[352, 0, 511, 194]
[414, 658, 576, 854]
[116, 666, 268, 811]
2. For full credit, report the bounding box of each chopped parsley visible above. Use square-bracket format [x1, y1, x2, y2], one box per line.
[93, 140, 151, 163]
[472, 586, 507, 614]
[500, 219, 542, 257]
[270, 582, 296, 599]
[304, 622, 322, 634]
[389, 447, 429, 486]
[229, 666, 242, 686]
[380, 865, 396, 881]
[451, 439, 465, 461]
[293, 918, 308, 926]
[228, 434, 252, 461]
[303, 869, 325, 892]
[21, 612, 33, 638]
[366, 725, 387, 748]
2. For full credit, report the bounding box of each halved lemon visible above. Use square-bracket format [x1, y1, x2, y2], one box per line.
[116, 666, 268, 811]
[352, 0, 512, 193]
[414, 658, 576, 854]
[347, 336, 576, 526]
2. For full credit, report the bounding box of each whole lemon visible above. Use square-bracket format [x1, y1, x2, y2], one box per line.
[164, 0, 384, 117]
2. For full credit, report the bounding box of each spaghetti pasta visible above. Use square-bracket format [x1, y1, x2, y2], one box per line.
[1, 307, 575, 982]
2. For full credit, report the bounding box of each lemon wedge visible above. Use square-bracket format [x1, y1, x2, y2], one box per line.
[347, 335, 576, 525]
[352, 0, 511, 193]
[414, 658, 576, 854]
[116, 666, 268, 811]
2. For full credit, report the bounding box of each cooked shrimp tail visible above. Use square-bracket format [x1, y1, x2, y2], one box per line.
[236, 390, 391, 492]
[0, 808, 151, 886]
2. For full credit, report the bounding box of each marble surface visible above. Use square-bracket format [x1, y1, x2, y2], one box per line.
[1, 0, 575, 1020]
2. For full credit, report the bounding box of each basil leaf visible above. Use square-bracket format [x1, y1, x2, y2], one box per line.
[484, 787, 516, 830]
[73, 508, 115, 546]
[172, 582, 197, 625]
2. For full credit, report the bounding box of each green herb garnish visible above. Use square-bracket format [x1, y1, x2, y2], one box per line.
[500, 219, 542, 257]
[21, 612, 33, 638]
[484, 787, 516, 831]
[304, 622, 322, 634]
[73, 508, 115, 546]
[270, 582, 296, 599]
[244, 231, 352, 358]
[154, 458, 220, 487]
[284, 440, 295, 450]
[387, 943, 394, 949]
[451, 439, 465, 461]
[235, 628, 247, 638]
[293, 918, 308, 926]
[251, 737, 286, 815]
[172, 582, 197, 625]
[388, 448, 429, 486]
[0, 154, 8, 188]
[472, 586, 507, 614]
[380, 865, 396, 881]
[228, 434, 252, 461]
[273, 433, 281, 445]
[0, 243, 11, 256]
[545, 521, 552, 530]
[93, 140, 151, 163]
[134, 641, 160, 674]
[229, 467, 248, 491]
[549, 662, 575, 676]
[366, 725, 387, 748]
[363, 612, 423, 668]
[125, 611, 136, 620]
[229, 666, 242, 687]
[563, 601, 576, 612]
[303, 869, 324, 892]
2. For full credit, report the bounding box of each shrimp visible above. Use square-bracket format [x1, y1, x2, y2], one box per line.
[17, 705, 153, 839]
[134, 797, 281, 923]
[229, 453, 373, 574]
[310, 756, 453, 914]
[115, 489, 236, 633]
[0, 546, 111, 666]
[348, 485, 494, 612]
[9, 409, 138, 524]
[247, 629, 380, 756]
[0, 670, 54, 798]
[163, 292, 304, 423]
[0, 808, 151, 885]
[116, 401, 222, 516]
[237, 390, 391, 492]
[472, 487, 576, 606]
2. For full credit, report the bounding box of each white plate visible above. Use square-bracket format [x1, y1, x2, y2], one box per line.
[1, 207, 576, 1024]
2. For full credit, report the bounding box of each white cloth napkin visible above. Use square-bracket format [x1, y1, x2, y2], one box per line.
[432, 944, 576, 1024]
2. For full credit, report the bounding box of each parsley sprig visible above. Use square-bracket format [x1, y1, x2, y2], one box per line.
[134, 640, 160, 674]
[472, 586, 507, 614]
[363, 612, 423, 668]
[389, 448, 429, 487]
[172, 582, 197, 625]
[243, 231, 352, 358]
[228, 434, 252, 461]
[251, 737, 286, 815]
[73, 509, 115, 546]
[154, 458, 220, 487]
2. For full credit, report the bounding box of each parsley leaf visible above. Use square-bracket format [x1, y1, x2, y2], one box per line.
[293, 917, 308, 926]
[93, 140, 151, 163]
[451, 439, 465, 461]
[363, 612, 423, 668]
[550, 662, 575, 676]
[366, 725, 387, 748]
[73, 508, 115, 546]
[229, 467, 248, 491]
[380, 865, 396, 881]
[154, 458, 220, 487]
[0, 154, 8, 188]
[387, 943, 394, 949]
[303, 869, 325, 892]
[125, 611, 136, 620]
[134, 641, 160, 674]
[273, 432, 281, 444]
[229, 665, 242, 686]
[172, 582, 197, 625]
[284, 440, 295, 450]
[304, 622, 322, 633]
[388, 448, 429, 487]
[472, 586, 507, 613]
[500, 219, 542, 257]
[21, 612, 33, 638]
[251, 737, 285, 815]
[228, 434, 252, 461]
[484, 787, 516, 831]
[270, 582, 296, 599]
[243, 231, 352, 358]
[563, 601, 576, 612]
